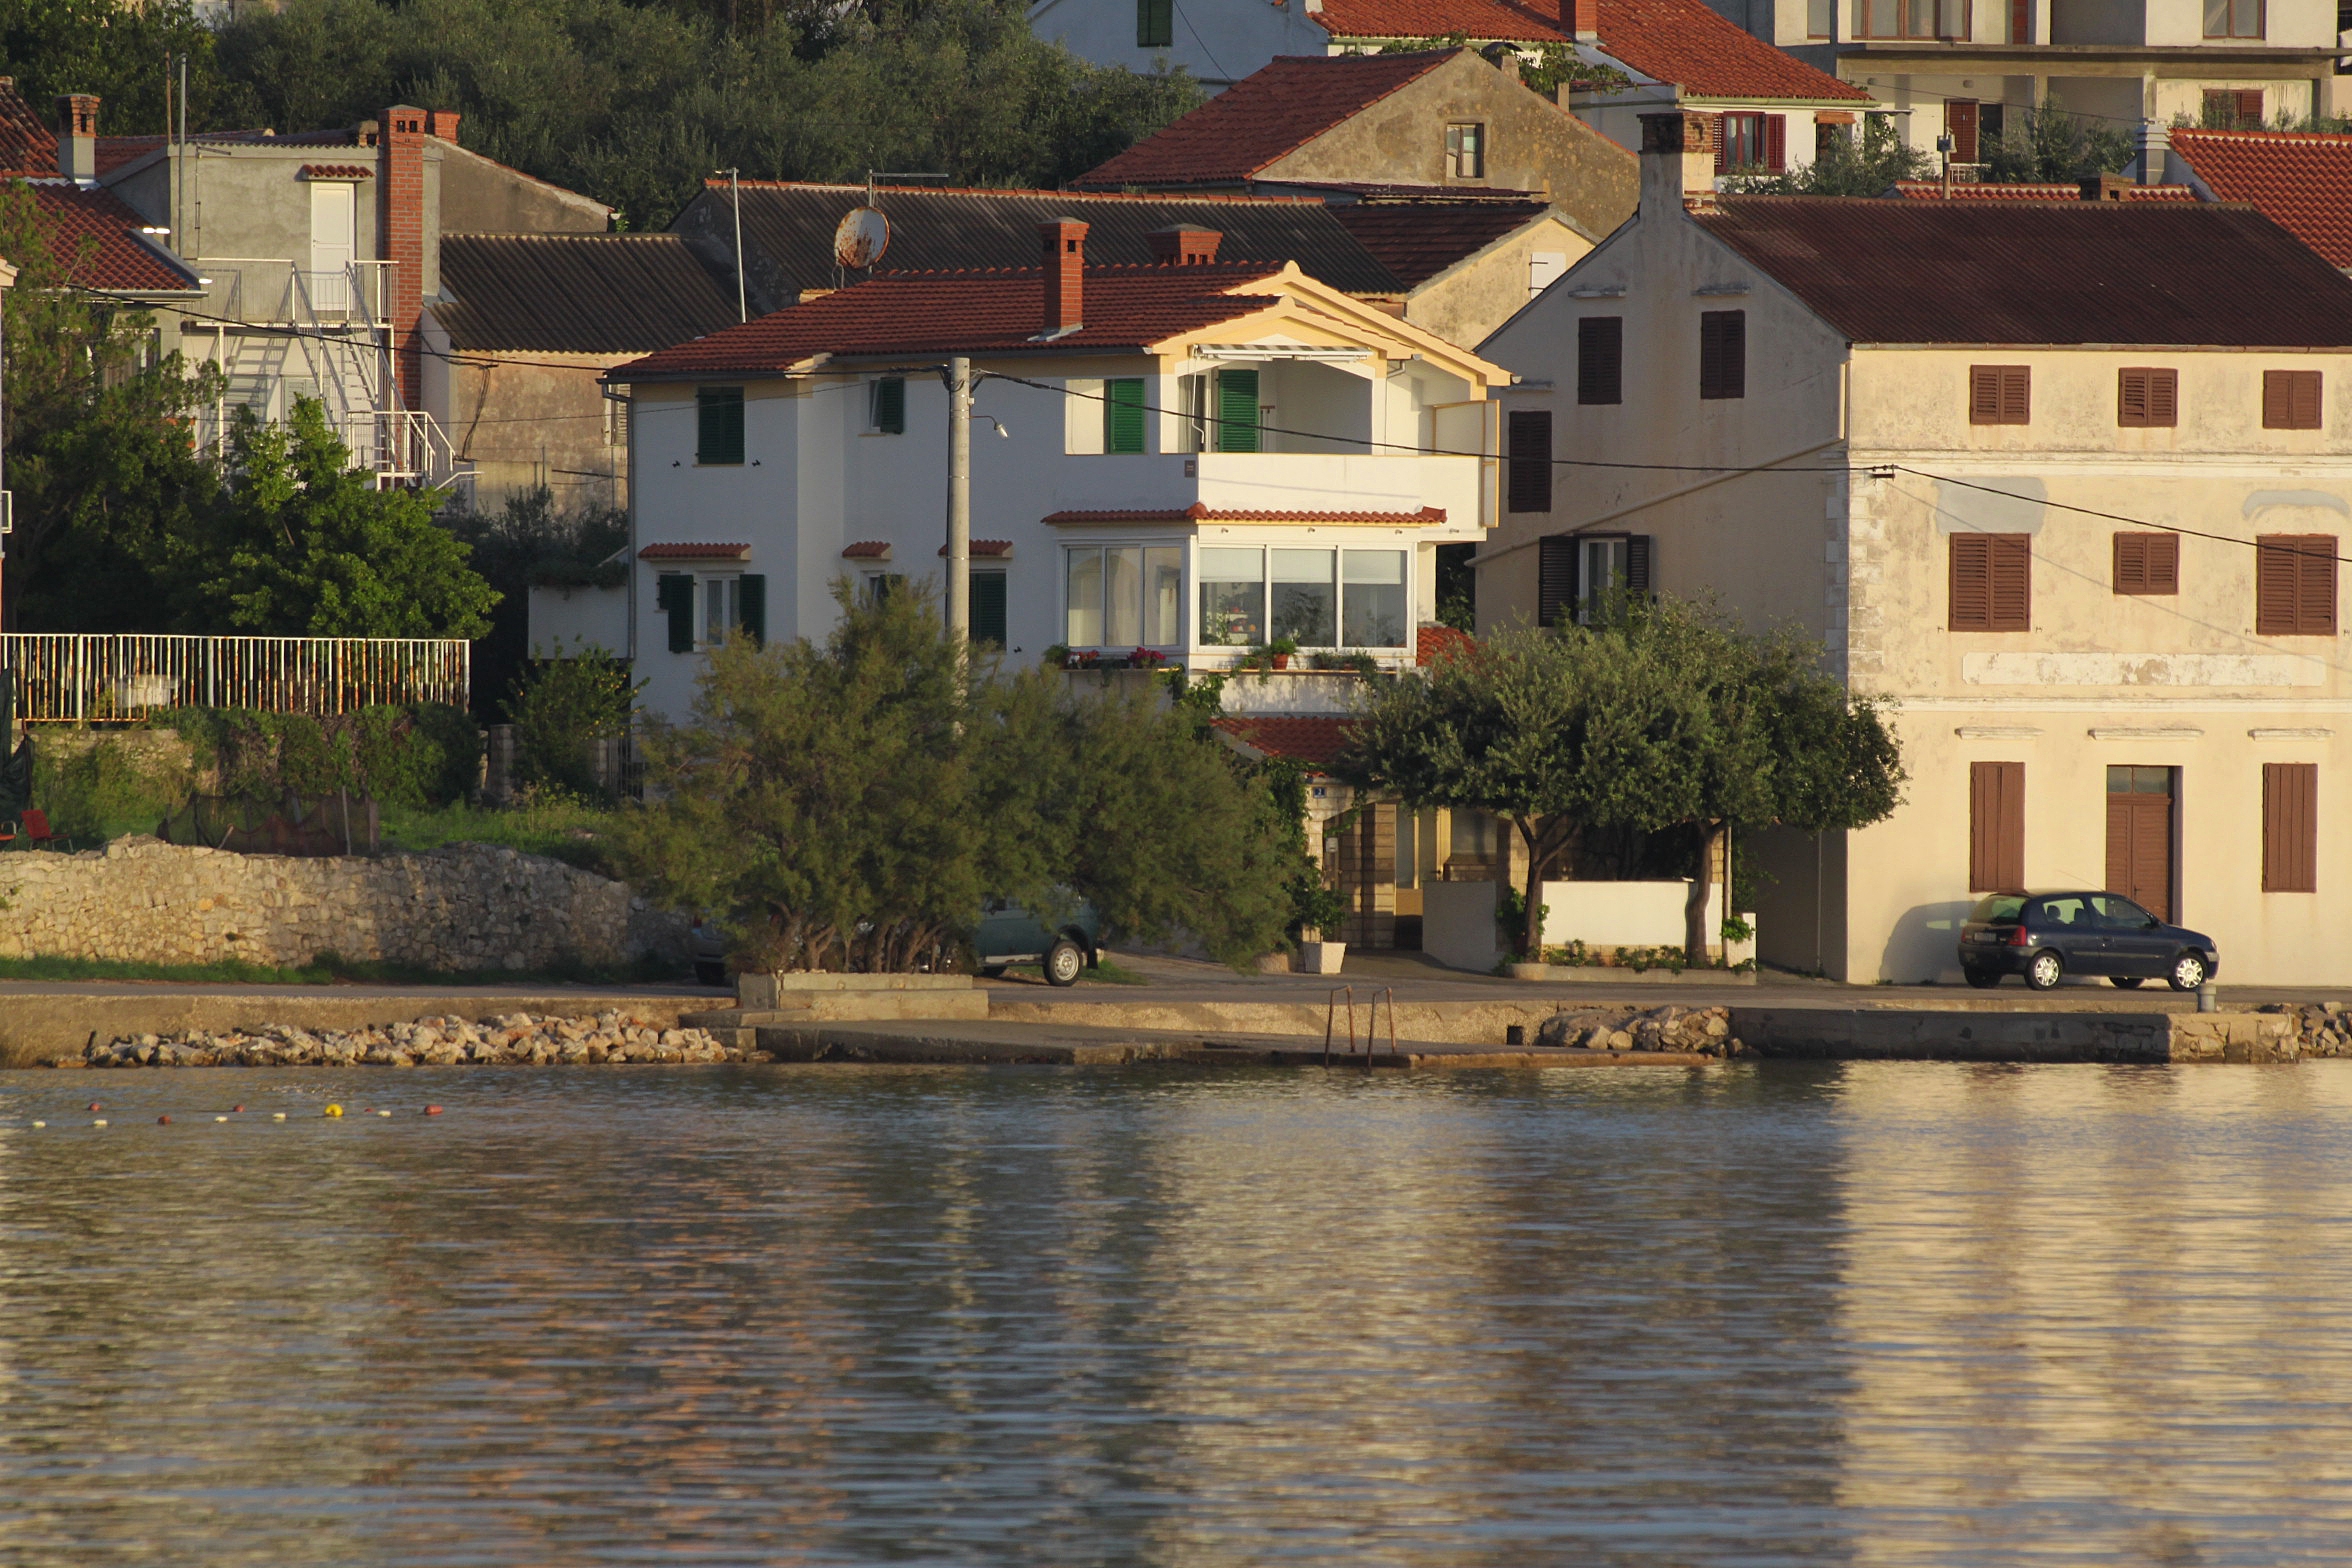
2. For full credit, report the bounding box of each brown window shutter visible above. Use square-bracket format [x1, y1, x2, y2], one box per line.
[1950, 534, 1991, 629]
[1698, 310, 1745, 400]
[1507, 409, 1552, 513]
[2263, 762, 2318, 892]
[2257, 534, 2337, 634]
[1765, 114, 1787, 172]
[2114, 532, 2146, 592]
[2296, 370, 2322, 429]
[1577, 316, 1623, 405]
[2300, 535, 2338, 634]
[2118, 369, 2149, 428]
[1970, 761, 2025, 891]
[2265, 369, 2322, 430]
[2257, 536, 2299, 633]
[1625, 534, 1653, 599]
[2237, 89, 2265, 127]
[1971, 365, 2029, 424]
[2148, 368, 2178, 425]
[1712, 113, 1729, 174]
[1537, 534, 1578, 628]
[1988, 533, 2031, 629]
[2118, 367, 2176, 428]
[2147, 532, 2179, 593]
[2001, 366, 2029, 424]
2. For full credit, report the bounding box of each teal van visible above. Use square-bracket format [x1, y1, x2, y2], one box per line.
[690, 900, 1102, 987]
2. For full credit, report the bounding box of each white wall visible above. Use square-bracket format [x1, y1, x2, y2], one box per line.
[1026, 0, 1334, 86]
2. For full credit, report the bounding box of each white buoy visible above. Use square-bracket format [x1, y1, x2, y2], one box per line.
[31, 1120, 45, 1129]
[92, 1119, 107, 1127]
[215, 1115, 229, 1122]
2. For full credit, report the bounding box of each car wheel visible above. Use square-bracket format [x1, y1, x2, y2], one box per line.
[1963, 966, 2000, 989]
[978, 965, 1006, 980]
[693, 960, 728, 988]
[2025, 950, 2065, 991]
[2111, 976, 2145, 989]
[2169, 951, 2210, 992]
[1044, 938, 1085, 987]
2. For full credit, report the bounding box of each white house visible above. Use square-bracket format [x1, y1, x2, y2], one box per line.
[606, 219, 1505, 726]
[1477, 110, 2352, 985]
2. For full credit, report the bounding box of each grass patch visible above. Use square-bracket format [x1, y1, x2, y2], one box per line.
[0, 951, 686, 988]
[1081, 959, 1152, 986]
[377, 797, 625, 871]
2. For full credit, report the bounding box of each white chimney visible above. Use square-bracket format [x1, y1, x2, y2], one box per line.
[56, 93, 96, 185]
[1639, 110, 1717, 219]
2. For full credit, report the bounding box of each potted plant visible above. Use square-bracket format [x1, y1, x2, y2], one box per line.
[1127, 647, 1166, 669]
[1266, 636, 1299, 671]
[1292, 878, 1347, 974]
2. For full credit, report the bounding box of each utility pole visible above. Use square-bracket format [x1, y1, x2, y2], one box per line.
[727, 167, 746, 323]
[945, 356, 971, 651]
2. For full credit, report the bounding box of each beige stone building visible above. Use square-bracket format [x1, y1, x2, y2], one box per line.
[1478, 111, 2352, 984]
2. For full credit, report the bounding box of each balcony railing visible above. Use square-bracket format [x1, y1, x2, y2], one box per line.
[1, 635, 470, 723]
[196, 258, 394, 325]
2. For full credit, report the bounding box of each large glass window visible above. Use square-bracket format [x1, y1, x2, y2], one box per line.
[703, 575, 739, 646]
[1856, 0, 1967, 36]
[2204, 0, 2262, 36]
[1342, 550, 1409, 647]
[1271, 548, 1336, 647]
[1066, 544, 1182, 647]
[1198, 546, 1264, 647]
[1066, 549, 1103, 646]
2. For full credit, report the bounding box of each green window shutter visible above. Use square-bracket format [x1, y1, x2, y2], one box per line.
[1104, 377, 1146, 454]
[970, 571, 1008, 649]
[696, 386, 745, 465]
[1137, 0, 1172, 46]
[874, 377, 905, 435]
[657, 573, 695, 653]
[738, 573, 766, 645]
[1214, 368, 1259, 454]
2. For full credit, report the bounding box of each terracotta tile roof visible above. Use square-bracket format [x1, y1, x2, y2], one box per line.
[1330, 200, 1554, 285]
[840, 541, 892, 558]
[1417, 623, 1473, 665]
[1887, 179, 2195, 202]
[1589, 0, 1870, 101]
[1045, 504, 1448, 524]
[299, 163, 373, 180]
[1077, 53, 1456, 189]
[1315, 0, 1570, 43]
[638, 541, 750, 560]
[937, 540, 1014, 556]
[613, 265, 1288, 379]
[1211, 715, 1360, 770]
[437, 233, 740, 353]
[0, 80, 55, 176]
[2169, 129, 2352, 271]
[1698, 195, 2352, 347]
[21, 181, 199, 294]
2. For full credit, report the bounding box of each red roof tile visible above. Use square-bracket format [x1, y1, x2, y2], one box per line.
[0, 80, 55, 176]
[1887, 179, 2194, 202]
[2169, 129, 2352, 270]
[613, 264, 1287, 378]
[1212, 715, 1360, 770]
[22, 181, 198, 294]
[1417, 623, 1473, 665]
[638, 541, 750, 560]
[1698, 195, 2352, 347]
[1589, 0, 1870, 101]
[1315, 0, 1570, 43]
[936, 540, 1014, 556]
[1078, 53, 1455, 189]
[841, 541, 892, 558]
[300, 163, 373, 180]
[1045, 505, 1447, 524]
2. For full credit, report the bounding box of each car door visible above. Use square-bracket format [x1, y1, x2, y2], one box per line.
[2093, 895, 2166, 978]
[2032, 895, 2108, 975]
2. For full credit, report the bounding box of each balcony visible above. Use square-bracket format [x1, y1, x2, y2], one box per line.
[192, 258, 394, 327]
[1041, 451, 1493, 536]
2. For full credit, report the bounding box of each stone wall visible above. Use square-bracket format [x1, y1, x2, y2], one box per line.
[0, 836, 688, 973]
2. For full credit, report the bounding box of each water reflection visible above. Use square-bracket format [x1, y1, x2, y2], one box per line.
[0, 1063, 2347, 1563]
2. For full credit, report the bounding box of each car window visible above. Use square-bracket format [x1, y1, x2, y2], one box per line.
[2033, 896, 2089, 927]
[2091, 895, 2153, 929]
[1968, 894, 2028, 923]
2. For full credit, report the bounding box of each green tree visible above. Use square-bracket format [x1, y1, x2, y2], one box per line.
[1731, 113, 1930, 196]
[183, 400, 497, 637]
[505, 645, 641, 799]
[0, 0, 228, 136]
[1980, 98, 2136, 184]
[1335, 601, 1904, 961]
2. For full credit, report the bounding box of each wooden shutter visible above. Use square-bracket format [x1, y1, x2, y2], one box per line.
[1625, 534, 1653, 600]
[1507, 409, 1552, 513]
[2118, 367, 2177, 427]
[970, 571, 1007, 649]
[1970, 365, 2029, 425]
[1969, 761, 2025, 891]
[1537, 534, 1579, 628]
[657, 573, 695, 653]
[1214, 368, 1258, 453]
[696, 386, 744, 464]
[873, 376, 905, 434]
[2257, 534, 2337, 635]
[1104, 377, 1146, 454]
[2010, 0, 2029, 40]
[1577, 316, 1622, 405]
[737, 573, 766, 645]
[2236, 89, 2265, 126]
[2264, 369, 2322, 430]
[1764, 114, 1787, 172]
[2264, 763, 2318, 892]
[1699, 310, 1745, 400]
[1712, 112, 1729, 174]
[1137, 0, 1172, 46]
[2113, 532, 2179, 595]
[1951, 534, 2030, 630]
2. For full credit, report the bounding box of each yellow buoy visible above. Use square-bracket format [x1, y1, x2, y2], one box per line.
[324, 1104, 344, 1118]
[271, 1112, 287, 1122]
[92, 1119, 107, 1127]
[215, 1115, 229, 1123]
[30, 1120, 45, 1129]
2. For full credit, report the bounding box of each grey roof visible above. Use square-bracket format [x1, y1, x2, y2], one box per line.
[434, 233, 741, 353]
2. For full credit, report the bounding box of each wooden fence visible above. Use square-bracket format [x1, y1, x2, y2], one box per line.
[0, 635, 470, 722]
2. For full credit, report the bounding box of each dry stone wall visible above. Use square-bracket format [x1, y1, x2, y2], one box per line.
[0, 836, 688, 973]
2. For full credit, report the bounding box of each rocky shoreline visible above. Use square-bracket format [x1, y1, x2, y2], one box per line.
[52, 1011, 769, 1069]
[1536, 1004, 1746, 1057]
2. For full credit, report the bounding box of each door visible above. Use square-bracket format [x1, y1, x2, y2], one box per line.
[2030, 893, 2109, 975]
[2104, 765, 2175, 921]
[2093, 894, 2168, 978]
[1945, 100, 1980, 163]
[308, 180, 356, 316]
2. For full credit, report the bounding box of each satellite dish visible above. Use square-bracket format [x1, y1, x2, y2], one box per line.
[834, 206, 890, 270]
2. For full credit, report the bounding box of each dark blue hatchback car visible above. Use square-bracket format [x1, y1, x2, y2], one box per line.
[1958, 890, 2220, 992]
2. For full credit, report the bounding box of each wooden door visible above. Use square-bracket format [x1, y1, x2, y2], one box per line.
[2104, 766, 2174, 921]
[1946, 100, 1980, 163]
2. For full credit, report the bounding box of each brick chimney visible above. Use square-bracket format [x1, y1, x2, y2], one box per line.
[379, 105, 429, 409]
[1146, 225, 1222, 265]
[2080, 172, 2133, 202]
[427, 109, 461, 144]
[1639, 110, 1716, 218]
[1039, 217, 1088, 336]
[55, 94, 96, 184]
[1569, 0, 1599, 41]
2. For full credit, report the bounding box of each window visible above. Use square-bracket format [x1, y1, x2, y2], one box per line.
[1715, 113, 1784, 173]
[2203, 0, 2262, 39]
[1198, 546, 1264, 647]
[1271, 549, 1336, 646]
[695, 385, 745, 464]
[1136, 0, 1172, 47]
[2007, 0, 2028, 42]
[703, 575, 740, 647]
[2113, 533, 2180, 595]
[1856, 0, 1969, 36]
[1814, 117, 1851, 162]
[1192, 547, 1409, 649]
[1065, 545, 1181, 648]
[1968, 760, 2024, 891]
[2203, 88, 2265, 126]
[1341, 550, 1409, 647]
[2263, 369, 2321, 430]
[660, 570, 764, 650]
[1808, 0, 1835, 36]
[1507, 409, 1552, 513]
[1103, 377, 1146, 454]
[1949, 533, 2031, 631]
[2118, 367, 2177, 428]
[1699, 311, 1745, 400]
[1213, 367, 1260, 453]
[1969, 364, 2030, 425]
[1537, 532, 1653, 626]
[970, 570, 1008, 650]
[2263, 762, 2318, 892]
[604, 396, 629, 448]
[1444, 122, 1485, 180]
[863, 572, 905, 606]
[870, 376, 905, 435]
[2255, 534, 2337, 636]
[1578, 316, 1622, 405]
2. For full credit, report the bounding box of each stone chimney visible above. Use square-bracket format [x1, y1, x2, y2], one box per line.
[2080, 172, 2134, 202]
[428, 109, 462, 144]
[1639, 110, 1716, 218]
[1569, 0, 1599, 40]
[55, 94, 96, 184]
[2134, 117, 2170, 186]
[1146, 225, 1222, 265]
[380, 106, 429, 409]
[1039, 217, 1088, 336]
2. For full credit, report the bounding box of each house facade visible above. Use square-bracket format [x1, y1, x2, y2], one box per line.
[608, 222, 1505, 729]
[1478, 111, 2352, 984]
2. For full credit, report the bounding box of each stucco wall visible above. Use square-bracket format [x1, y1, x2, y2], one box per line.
[439, 142, 610, 233]
[1405, 214, 1598, 351]
[0, 838, 689, 972]
[424, 327, 631, 513]
[1025, 0, 1333, 86]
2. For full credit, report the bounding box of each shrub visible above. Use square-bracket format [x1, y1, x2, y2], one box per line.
[150, 704, 480, 809]
[504, 648, 641, 801]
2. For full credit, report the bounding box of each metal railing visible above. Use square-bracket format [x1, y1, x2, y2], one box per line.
[1, 635, 470, 723]
[1322, 985, 1398, 1066]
